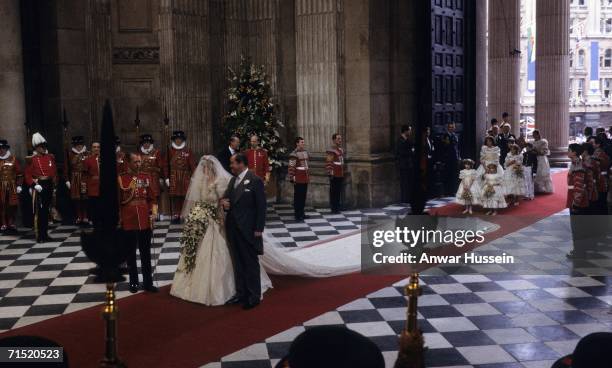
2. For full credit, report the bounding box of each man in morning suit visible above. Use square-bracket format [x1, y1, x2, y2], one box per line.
[221, 153, 267, 309]
[217, 135, 240, 174]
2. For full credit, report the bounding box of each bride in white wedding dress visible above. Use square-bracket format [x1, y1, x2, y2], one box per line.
[170, 156, 272, 305]
[170, 156, 360, 306]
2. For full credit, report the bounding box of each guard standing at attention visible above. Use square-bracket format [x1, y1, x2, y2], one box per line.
[326, 133, 345, 214]
[288, 137, 310, 221]
[25, 133, 57, 242]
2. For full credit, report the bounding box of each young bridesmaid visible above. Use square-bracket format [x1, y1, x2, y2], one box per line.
[522, 142, 537, 200]
[503, 144, 526, 206]
[481, 163, 507, 215]
[455, 159, 479, 214]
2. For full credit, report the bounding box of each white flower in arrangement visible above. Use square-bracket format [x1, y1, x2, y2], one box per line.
[277, 120, 285, 128]
[231, 111, 237, 117]
[243, 179, 250, 185]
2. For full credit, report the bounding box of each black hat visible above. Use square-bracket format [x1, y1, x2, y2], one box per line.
[0, 139, 9, 149]
[140, 134, 154, 144]
[71, 136, 85, 146]
[171, 130, 186, 140]
[276, 326, 384, 368]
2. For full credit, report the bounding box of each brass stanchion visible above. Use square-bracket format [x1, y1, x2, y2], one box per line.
[394, 273, 425, 368]
[99, 283, 126, 368]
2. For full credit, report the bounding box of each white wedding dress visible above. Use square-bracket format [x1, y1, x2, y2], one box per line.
[170, 156, 272, 306]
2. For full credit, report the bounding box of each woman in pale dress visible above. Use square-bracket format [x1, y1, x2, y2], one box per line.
[170, 156, 271, 306]
[503, 144, 526, 206]
[532, 129, 554, 194]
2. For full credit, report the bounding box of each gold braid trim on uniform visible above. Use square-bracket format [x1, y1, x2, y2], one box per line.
[118, 176, 136, 205]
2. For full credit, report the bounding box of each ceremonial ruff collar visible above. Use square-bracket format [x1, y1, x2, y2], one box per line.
[0, 151, 11, 160]
[140, 145, 154, 155]
[72, 146, 87, 154]
[172, 141, 186, 150]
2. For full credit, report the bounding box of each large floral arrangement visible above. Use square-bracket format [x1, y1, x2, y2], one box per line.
[179, 201, 219, 274]
[222, 56, 286, 170]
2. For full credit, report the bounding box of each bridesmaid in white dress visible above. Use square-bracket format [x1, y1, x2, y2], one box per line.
[476, 136, 504, 190]
[170, 156, 271, 306]
[532, 130, 554, 194]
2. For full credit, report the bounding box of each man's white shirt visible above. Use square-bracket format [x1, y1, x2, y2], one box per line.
[234, 169, 248, 188]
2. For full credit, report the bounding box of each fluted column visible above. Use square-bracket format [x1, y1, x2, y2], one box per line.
[159, 0, 212, 155]
[86, 0, 113, 139]
[475, 0, 488, 145]
[536, 0, 570, 166]
[488, 0, 521, 135]
[0, 0, 27, 159]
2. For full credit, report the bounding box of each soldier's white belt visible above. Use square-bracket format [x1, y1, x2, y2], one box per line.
[297, 167, 306, 170]
[568, 185, 575, 189]
[602, 171, 608, 175]
[333, 162, 342, 165]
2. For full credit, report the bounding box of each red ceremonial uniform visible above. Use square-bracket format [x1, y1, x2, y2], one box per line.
[25, 153, 57, 186]
[245, 148, 270, 181]
[139, 148, 163, 198]
[66, 149, 89, 199]
[567, 161, 590, 209]
[0, 155, 22, 208]
[582, 156, 598, 202]
[288, 150, 309, 184]
[83, 154, 100, 197]
[592, 148, 610, 193]
[119, 172, 153, 231]
[325, 147, 344, 177]
[165, 147, 196, 196]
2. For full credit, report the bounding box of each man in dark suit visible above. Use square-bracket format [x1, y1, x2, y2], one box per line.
[437, 122, 461, 196]
[221, 153, 267, 309]
[395, 125, 414, 203]
[497, 123, 516, 165]
[216, 135, 240, 173]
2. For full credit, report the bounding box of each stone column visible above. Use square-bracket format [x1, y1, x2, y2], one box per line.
[295, 0, 342, 154]
[536, 0, 570, 166]
[0, 0, 27, 159]
[86, 0, 113, 139]
[475, 0, 488, 146]
[488, 0, 521, 135]
[159, 0, 212, 155]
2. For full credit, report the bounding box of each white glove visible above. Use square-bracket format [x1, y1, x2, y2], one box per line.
[34, 184, 43, 193]
[65, 181, 71, 189]
[29, 188, 32, 196]
[16, 186, 22, 194]
[165, 178, 170, 187]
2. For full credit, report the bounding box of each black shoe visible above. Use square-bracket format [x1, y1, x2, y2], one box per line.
[242, 301, 260, 310]
[143, 285, 158, 293]
[129, 283, 139, 293]
[225, 295, 242, 305]
[302, 215, 310, 219]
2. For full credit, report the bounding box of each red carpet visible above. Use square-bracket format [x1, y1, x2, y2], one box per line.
[0, 171, 568, 368]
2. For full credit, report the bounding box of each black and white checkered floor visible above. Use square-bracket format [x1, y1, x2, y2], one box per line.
[0, 199, 454, 333]
[201, 210, 612, 368]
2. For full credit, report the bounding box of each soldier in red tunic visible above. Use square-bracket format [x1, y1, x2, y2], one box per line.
[326, 133, 345, 213]
[139, 134, 164, 214]
[288, 137, 310, 221]
[589, 136, 610, 214]
[245, 134, 270, 184]
[567, 144, 592, 259]
[83, 142, 100, 226]
[164, 130, 196, 223]
[580, 143, 598, 211]
[119, 153, 158, 293]
[25, 133, 58, 242]
[115, 136, 127, 175]
[0, 140, 22, 234]
[65, 136, 90, 225]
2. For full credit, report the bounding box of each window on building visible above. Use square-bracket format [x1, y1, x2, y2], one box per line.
[579, 0, 585, 5]
[605, 19, 612, 33]
[570, 78, 574, 99]
[602, 78, 612, 99]
[578, 49, 585, 68]
[570, 51, 574, 68]
[578, 79, 585, 98]
[605, 49, 612, 67]
[570, 18, 575, 34]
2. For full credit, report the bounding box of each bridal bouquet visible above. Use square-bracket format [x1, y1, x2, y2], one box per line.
[461, 189, 472, 202]
[483, 184, 495, 198]
[513, 165, 524, 178]
[180, 201, 219, 274]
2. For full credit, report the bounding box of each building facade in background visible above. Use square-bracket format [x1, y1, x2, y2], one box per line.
[521, 0, 612, 138]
